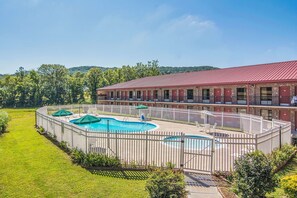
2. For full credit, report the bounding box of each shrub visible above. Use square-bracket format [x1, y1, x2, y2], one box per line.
[281, 174, 297, 198]
[70, 148, 86, 164]
[146, 169, 187, 198]
[82, 152, 121, 168]
[233, 150, 277, 198]
[70, 149, 121, 168]
[268, 144, 296, 172]
[60, 141, 70, 153]
[0, 111, 10, 134]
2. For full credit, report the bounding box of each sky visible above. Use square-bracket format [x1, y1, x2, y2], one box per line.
[0, 0, 296, 74]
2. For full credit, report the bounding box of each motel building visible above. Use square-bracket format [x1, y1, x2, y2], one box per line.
[97, 60, 297, 132]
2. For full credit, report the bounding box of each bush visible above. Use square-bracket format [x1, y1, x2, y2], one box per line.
[82, 152, 121, 168]
[146, 169, 187, 198]
[0, 111, 10, 134]
[70, 148, 86, 164]
[268, 144, 296, 172]
[281, 174, 297, 198]
[70, 149, 121, 168]
[233, 150, 277, 198]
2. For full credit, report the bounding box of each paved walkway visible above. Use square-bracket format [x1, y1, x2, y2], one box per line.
[185, 172, 222, 198]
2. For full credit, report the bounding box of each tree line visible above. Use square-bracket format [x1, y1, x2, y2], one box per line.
[0, 60, 160, 107]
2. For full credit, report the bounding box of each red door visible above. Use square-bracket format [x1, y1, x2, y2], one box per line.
[179, 89, 184, 102]
[279, 110, 290, 121]
[224, 107, 232, 113]
[143, 91, 146, 101]
[147, 90, 151, 100]
[172, 90, 177, 101]
[214, 88, 221, 103]
[279, 86, 290, 105]
[214, 107, 221, 112]
[224, 88, 232, 103]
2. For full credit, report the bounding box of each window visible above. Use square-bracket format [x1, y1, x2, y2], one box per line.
[237, 88, 246, 100]
[202, 89, 210, 100]
[260, 87, 272, 101]
[187, 89, 194, 100]
[116, 91, 120, 98]
[129, 91, 133, 99]
[163, 90, 169, 100]
[261, 109, 272, 121]
[153, 90, 158, 99]
[137, 91, 141, 99]
[110, 91, 114, 99]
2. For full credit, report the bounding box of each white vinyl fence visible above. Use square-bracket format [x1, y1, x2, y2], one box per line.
[36, 104, 292, 173]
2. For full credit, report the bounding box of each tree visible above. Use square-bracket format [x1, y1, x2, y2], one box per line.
[38, 64, 69, 105]
[68, 72, 85, 103]
[85, 68, 102, 103]
[233, 150, 277, 198]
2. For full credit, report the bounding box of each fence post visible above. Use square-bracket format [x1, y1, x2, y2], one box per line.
[71, 126, 74, 148]
[210, 138, 215, 173]
[161, 107, 164, 119]
[279, 126, 282, 149]
[221, 112, 224, 128]
[115, 131, 118, 158]
[180, 133, 185, 169]
[85, 129, 88, 154]
[249, 114, 252, 133]
[145, 131, 148, 168]
[103, 104, 105, 112]
[187, 109, 190, 123]
[173, 108, 176, 121]
[260, 117, 263, 133]
[61, 123, 64, 141]
[255, 134, 258, 150]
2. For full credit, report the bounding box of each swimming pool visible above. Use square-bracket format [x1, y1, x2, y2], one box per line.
[164, 135, 218, 150]
[70, 117, 157, 132]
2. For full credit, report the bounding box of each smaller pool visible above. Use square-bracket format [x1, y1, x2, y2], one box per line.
[70, 117, 157, 132]
[164, 135, 218, 150]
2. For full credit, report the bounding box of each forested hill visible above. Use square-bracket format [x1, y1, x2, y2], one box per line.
[69, 65, 218, 74]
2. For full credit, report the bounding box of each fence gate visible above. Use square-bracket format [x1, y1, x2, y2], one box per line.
[182, 136, 214, 173]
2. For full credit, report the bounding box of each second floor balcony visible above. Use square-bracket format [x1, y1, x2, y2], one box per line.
[99, 95, 297, 107]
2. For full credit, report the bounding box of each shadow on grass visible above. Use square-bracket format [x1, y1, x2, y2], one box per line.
[90, 169, 151, 180]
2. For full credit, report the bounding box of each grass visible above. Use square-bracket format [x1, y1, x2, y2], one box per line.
[267, 155, 297, 198]
[0, 108, 147, 197]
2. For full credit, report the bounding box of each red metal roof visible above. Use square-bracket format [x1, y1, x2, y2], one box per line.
[99, 60, 297, 90]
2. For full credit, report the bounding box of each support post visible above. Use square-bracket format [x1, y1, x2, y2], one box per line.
[260, 117, 263, 133]
[210, 137, 215, 173]
[188, 109, 190, 123]
[115, 131, 118, 158]
[145, 131, 148, 168]
[255, 134, 258, 150]
[180, 133, 185, 169]
[279, 126, 282, 149]
[85, 129, 88, 154]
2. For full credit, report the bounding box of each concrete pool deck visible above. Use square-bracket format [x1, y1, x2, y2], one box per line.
[63, 113, 242, 136]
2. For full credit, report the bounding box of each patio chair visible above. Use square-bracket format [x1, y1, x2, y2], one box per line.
[212, 123, 217, 132]
[195, 121, 204, 132]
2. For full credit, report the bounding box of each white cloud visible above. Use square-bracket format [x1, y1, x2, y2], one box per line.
[167, 15, 216, 32]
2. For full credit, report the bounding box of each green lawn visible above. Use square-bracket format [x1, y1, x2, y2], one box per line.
[267, 156, 297, 198]
[0, 109, 147, 197]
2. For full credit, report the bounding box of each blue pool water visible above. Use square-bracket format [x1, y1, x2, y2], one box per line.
[164, 135, 218, 150]
[70, 117, 157, 132]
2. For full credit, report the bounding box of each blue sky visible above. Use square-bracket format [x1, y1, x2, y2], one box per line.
[0, 0, 296, 74]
